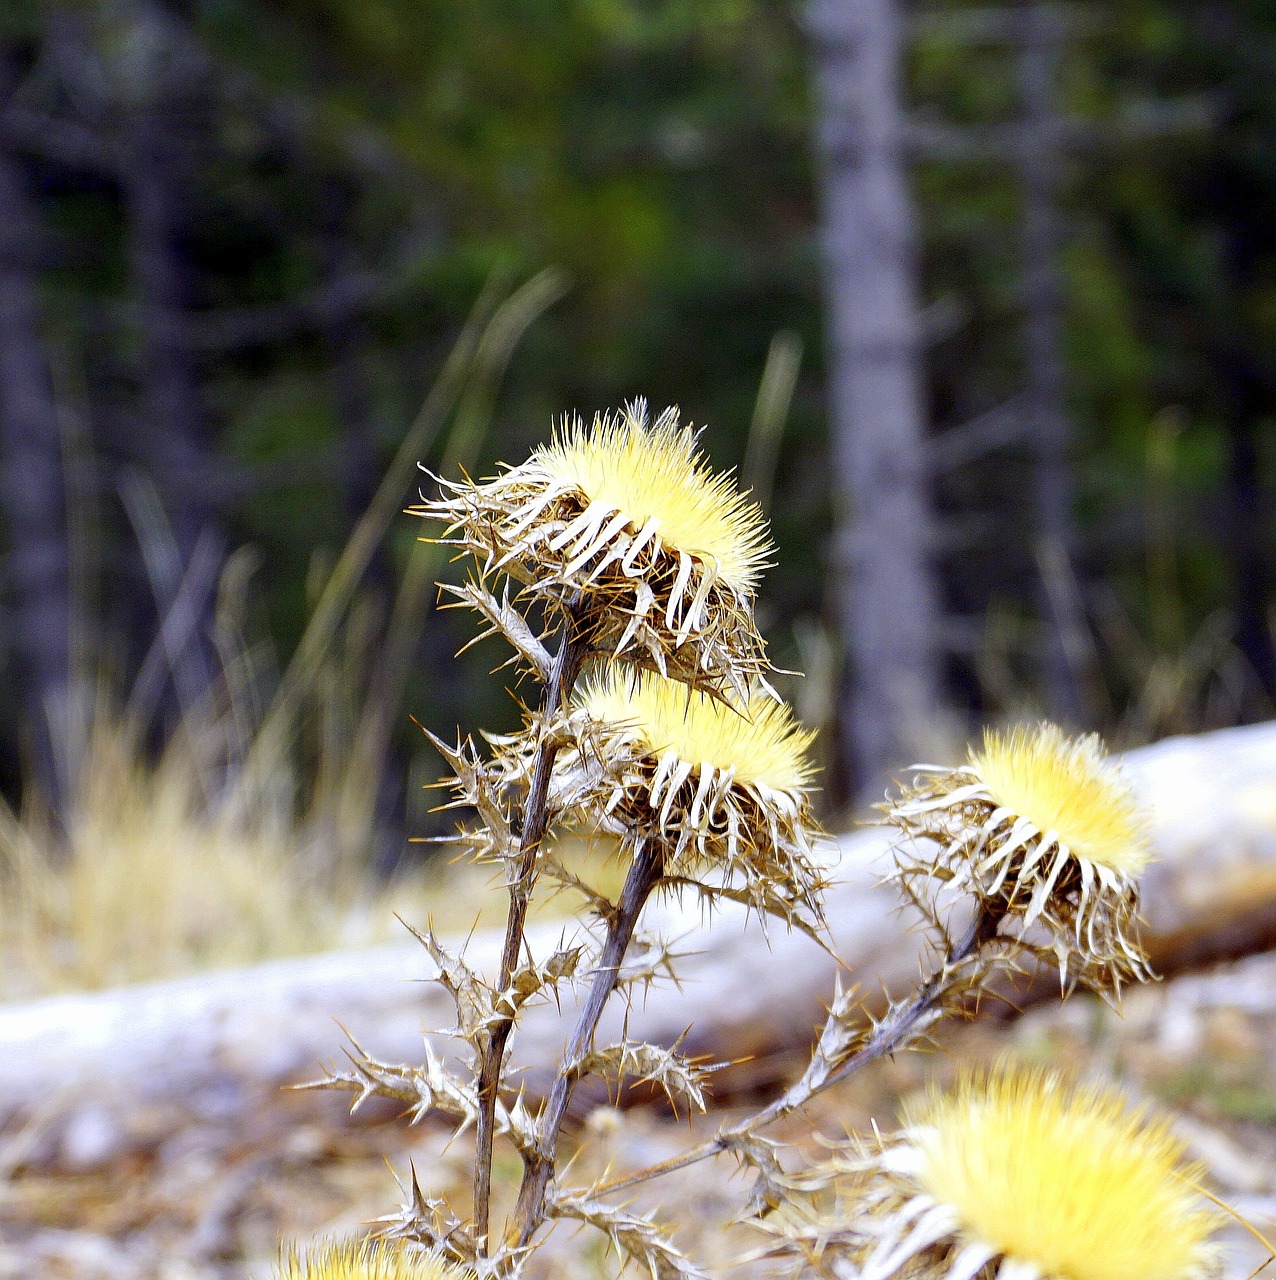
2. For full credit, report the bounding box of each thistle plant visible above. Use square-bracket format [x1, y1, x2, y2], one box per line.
[288, 401, 1233, 1280]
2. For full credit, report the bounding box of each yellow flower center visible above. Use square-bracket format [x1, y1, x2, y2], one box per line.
[971, 724, 1151, 875]
[578, 669, 814, 793]
[912, 1069, 1218, 1280]
[275, 1239, 470, 1280]
[536, 409, 771, 590]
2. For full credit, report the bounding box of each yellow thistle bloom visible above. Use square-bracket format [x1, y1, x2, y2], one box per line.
[420, 402, 772, 699]
[274, 1239, 470, 1280]
[556, 668, 824, 924]
[970, 726, 1151, 877]
[536, 410, 770, 591]
[886, 723, 1153, 989]
[816, 1066, 1222, 1280]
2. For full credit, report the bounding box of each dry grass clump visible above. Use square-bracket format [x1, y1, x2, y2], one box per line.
[0, 717, 619, 1000]
[0, 714, 421, 999]
[0, 276, 575, 1002]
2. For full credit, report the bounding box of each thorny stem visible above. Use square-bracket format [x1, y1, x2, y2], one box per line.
[589, 898, 1007, 1199]
[511, 838, 666, 1247]
[472, 608, 589, 1255]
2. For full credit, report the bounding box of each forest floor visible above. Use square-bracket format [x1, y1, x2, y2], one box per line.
[1, 944, 1275, 1280]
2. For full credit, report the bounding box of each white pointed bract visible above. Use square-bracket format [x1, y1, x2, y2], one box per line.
[418, 402, 773, 699]
[886, 724, 1153, 990]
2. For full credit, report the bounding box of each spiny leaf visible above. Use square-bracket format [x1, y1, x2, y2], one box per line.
[401, 919, 498, 1049]
[727, 1131, 800, 1218]
[550, 1191, 711, 1280]
[614, 932, 697, 998]
[298, 1037, 537, 1156]
[439, 578, 552, 680]
[574, 1039, 715, 1114]
[542, 856, 620, 926]
[420, 727, 516, 862]
[374, 1167, 476, 1265]
[498, 942, 586, 1017]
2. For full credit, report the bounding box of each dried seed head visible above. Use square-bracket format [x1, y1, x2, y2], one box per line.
[886, 724, 1153, 990]
[807, 1065, 1222, 1280]
[274, 1238, 471, 1280]
[560, 668, 824, 925]
[419, 402, 773, 699]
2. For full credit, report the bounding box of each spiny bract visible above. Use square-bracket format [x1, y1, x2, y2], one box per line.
[578, 667, 815, 794]
[894, 1066, 1221, 1280]
[536, 409, 771, 592]
[554, 668, 824, 926]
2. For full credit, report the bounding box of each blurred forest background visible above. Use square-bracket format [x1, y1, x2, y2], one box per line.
[2, 0, 1275, 991]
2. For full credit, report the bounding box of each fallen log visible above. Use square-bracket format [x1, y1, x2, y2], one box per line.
[4, 719, 1276, 1166]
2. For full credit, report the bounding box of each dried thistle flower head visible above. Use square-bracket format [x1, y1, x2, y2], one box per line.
[274, 1238, 471, 1280]
[814, 1065, 1222, 1280]
[887, 723, 1153, 989]
[560, 668, 824, 924]
[421, 401, 772, 698]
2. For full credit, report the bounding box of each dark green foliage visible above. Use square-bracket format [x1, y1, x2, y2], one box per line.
[2, 0, 1274, 825]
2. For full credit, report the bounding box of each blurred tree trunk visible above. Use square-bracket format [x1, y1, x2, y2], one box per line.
[808, 0, 944, 802]
[1016, 3, 1085, 725]
[1220, 354, 1276, 707]
[118, 6, 220, 716]
[319, 178, 388, 581]
[1211, 163, 1276, 708]
[0, 50, 73, 810]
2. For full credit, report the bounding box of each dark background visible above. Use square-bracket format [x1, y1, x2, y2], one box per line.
[2, 0, 1273, 866]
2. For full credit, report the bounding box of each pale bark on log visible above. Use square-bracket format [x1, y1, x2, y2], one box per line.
[4, 720, 1276, 1166]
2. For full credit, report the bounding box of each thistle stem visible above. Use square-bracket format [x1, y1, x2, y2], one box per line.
[472, 612, 589, 1255]
[590, 898, 1006, 1199]
[511, 838, 666, 1246]
[740, 897, 1006, 1132]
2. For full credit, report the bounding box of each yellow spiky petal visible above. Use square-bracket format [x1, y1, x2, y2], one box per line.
[535, 410, 771, 591]
[971, 725, 1151, 876]
[900, 1066, 1221, 1280]
[578, 668, 815, 794]
[274, 1239, 469, 1280]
